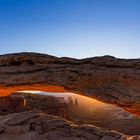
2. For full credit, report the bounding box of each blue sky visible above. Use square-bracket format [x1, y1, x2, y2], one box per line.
[0, 0, 140, 58]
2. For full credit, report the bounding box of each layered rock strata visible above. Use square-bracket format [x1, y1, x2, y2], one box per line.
[0, 53, 140, 115]
[0, 111, 127, 140]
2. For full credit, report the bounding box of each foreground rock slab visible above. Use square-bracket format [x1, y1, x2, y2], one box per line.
[0, 111, 128, 140]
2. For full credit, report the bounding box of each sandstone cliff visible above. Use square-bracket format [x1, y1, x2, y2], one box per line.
[0, 53, 140, 115]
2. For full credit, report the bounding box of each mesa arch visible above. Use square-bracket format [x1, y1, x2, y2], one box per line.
[0, 52, 140, 116]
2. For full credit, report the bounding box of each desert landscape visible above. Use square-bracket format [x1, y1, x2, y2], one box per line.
[0, 0, 140, 139]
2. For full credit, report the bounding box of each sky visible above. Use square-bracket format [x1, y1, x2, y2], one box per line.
[0, 0, 140, 58]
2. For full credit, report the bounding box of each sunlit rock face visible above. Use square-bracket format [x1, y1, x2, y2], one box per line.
[0, 52, 140, 115]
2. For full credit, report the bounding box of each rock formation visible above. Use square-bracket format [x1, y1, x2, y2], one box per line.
[0, 111, 127, 140]
[0, 96, 26, 115]
[0, 93, 70, 119]
[11, 92, 70, 118]
[0, 52, 140, 116]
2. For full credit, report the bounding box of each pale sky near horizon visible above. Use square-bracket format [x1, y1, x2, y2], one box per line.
[0, 0, 140, 58]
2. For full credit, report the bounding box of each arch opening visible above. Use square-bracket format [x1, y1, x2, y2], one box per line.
[0, 83, 140, 117]
[0, 86, 140, 135]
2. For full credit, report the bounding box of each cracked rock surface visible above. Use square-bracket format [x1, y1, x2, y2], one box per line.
[0, 111, 127, 140]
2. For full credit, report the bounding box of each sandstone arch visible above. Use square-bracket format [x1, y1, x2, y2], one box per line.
[0, 52, 140, 115]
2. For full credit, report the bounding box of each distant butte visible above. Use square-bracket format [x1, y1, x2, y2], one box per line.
[0, 52, 140, 116]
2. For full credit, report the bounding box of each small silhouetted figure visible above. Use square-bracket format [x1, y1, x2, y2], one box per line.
[29, 122, 36, 131]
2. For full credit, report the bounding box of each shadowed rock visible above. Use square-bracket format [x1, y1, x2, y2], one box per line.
[0, 111, 127, 140]
[0, 96, 26, 115]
